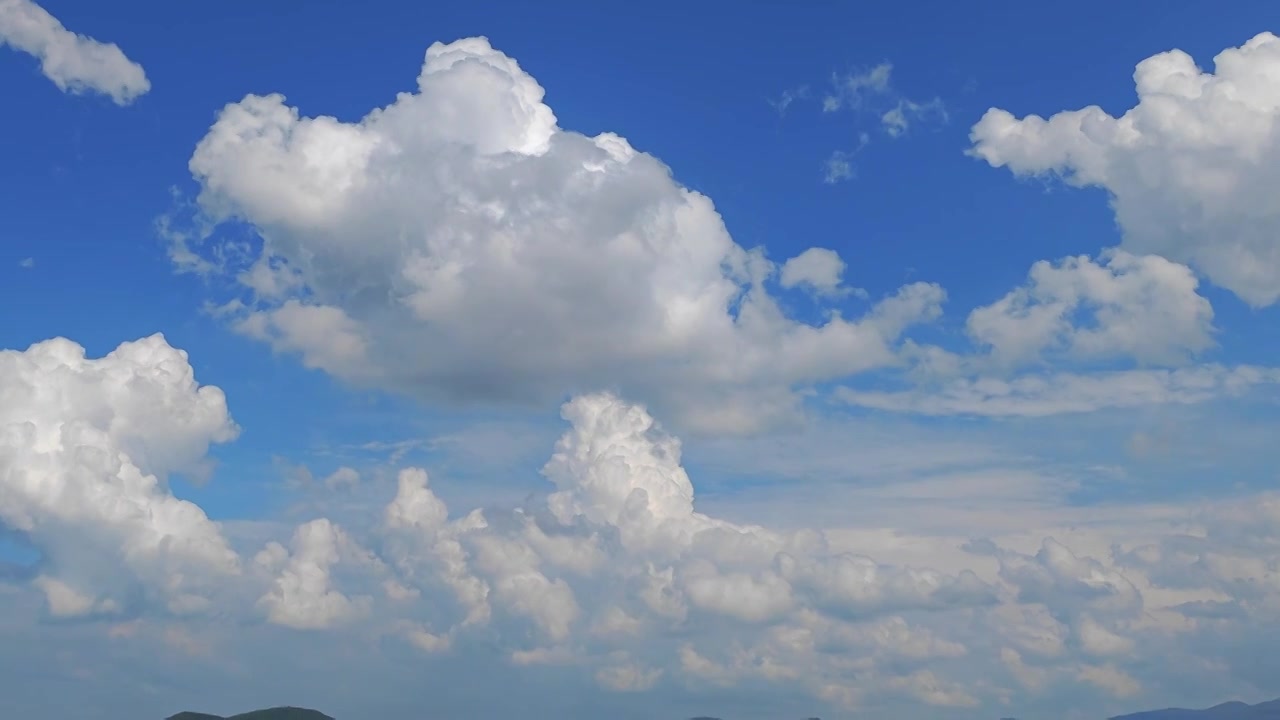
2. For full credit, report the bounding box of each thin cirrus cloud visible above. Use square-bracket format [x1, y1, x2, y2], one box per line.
[0, 0, 149, 104]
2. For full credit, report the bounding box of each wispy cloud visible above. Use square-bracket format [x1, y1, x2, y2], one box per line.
[822, 62, 894, 112]
[776, 60, 947, 183]
[768, 85, 810, 116]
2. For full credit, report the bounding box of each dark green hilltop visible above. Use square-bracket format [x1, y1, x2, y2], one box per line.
[166, 709, 334, 720]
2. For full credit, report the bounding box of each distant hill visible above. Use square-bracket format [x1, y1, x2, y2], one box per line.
[1110, 699, 1280, 720]
[166, 708, 334, 720]
[164, 699, 1280, 720]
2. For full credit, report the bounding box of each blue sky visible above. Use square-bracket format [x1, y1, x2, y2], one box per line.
[4, 1, 1280, 719]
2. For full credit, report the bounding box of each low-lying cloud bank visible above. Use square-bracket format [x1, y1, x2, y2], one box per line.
[3, 334, 1280, 716]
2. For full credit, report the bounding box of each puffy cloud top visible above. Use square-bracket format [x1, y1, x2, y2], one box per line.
[970, 32, 1280, 307]
[0, 335, 239, 618]
[183, 37, 943, 433]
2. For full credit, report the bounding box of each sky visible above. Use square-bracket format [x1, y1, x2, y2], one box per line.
[3, 1, 1280, 718]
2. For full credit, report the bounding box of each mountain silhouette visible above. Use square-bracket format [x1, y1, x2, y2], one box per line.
[1110, 699, 1280, 719]
[166, 708, 334, 720]
[163, 699, 1280, 720]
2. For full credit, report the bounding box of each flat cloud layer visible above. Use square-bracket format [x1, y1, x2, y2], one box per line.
[180, 37, 944, 434]
[970, 32, 1280, 307]
[4, 334, 1280, 717]
[0, 0, 149, 104]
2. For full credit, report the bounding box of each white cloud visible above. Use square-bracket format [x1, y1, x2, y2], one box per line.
[0, 335, 240, 618]
[970, 32, 1280, 307]
[811, 61, 944, 177]
[768, 85, 809, 116]
[881, 97, 948, 137]
[967, 249, 1215, 368]
[8, 337, 1280, 715]
[243, 393, 1039, 709]
[15, 27, 1280, 718]
[822, 149, 855, 183]
[178, 37, 944, 434]
[822, 62, 893, 112]
[0, 0, 149, 104]
[321, 466, 360, 491]
[835, 247, 1246, 418]
[253, 518, 373, 630]
[18, 257, 33, 268]
[839, 364, 1280, 417]
[778, 247, 849, 296]
[594, 653, 663, 692]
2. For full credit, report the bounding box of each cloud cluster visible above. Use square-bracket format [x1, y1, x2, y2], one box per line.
[835, 246, 1273, 417]
[0, 0, 149, 104]
[174, 36, 1264, 431]
[965, 249, 1214, 369]
[179, 37, 944, 434]
[971, 31, 1280, 307]
[0, 335, 239, 619]
[9, 20, 1280, 718]
[6, 333, 1280, 716]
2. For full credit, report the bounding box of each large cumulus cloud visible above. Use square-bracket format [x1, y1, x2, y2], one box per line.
[970, 32, 1280, 307]
[0, 335, 239, 618]
[177, 37, 944, 434]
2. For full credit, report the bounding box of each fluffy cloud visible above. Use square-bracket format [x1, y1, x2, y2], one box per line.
[966, 249, 1215, 368]
[178, 37, 943, 433]
[8, 334, 1280, 716]
[836, 247, 1263, 417]
[253, 519, 376, 630]
[778, 247, 852, 297]
[0, 0, 149, 104]
[0, 335, 240, 619]
[970, 32, 1280, 307]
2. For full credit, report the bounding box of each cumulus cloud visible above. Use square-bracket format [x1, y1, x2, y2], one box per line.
[835, 247, 1258, 418]
[778, 247, 852, 297]
[8, 334, 1280, 715]
[966, 249, 1215, 368]
[0, 335, 240, 618]
[0, 0, 149, 104]
[253, 518, 374, 630]
[970, 32, 1280, 307]
[179, 37, 943, 434]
